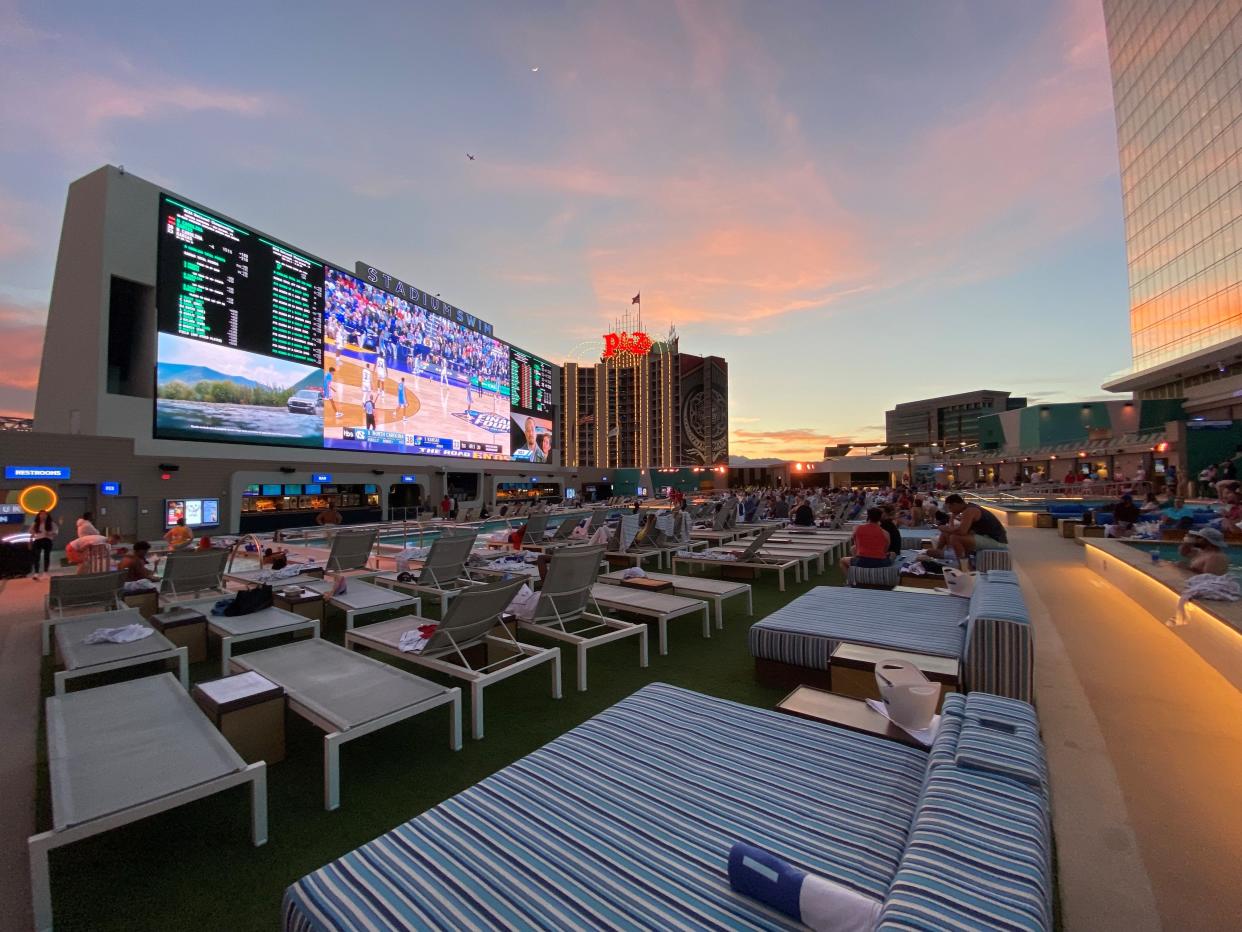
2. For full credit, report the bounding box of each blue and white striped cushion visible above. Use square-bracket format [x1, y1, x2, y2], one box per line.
[964, 692, 1038, 731]
[847, 563, 901, 588]
[968, 580, 1030, 626]
[878, 768, 1052, 931]
[749, 587, 967, 669]
[284, 683, 930, 931]
[975, 550, 1012, 572]
[927, 693, 967, 771]
[983, 569, 1020, 586]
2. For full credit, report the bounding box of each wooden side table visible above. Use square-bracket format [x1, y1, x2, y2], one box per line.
[192, 672, 286, 764]
[829, 643, 958, 709]
[122, 589, 160, 619]
[273, 587, 325, 636]
[150, 607, 208, 663]
[776, 686, 925, 749]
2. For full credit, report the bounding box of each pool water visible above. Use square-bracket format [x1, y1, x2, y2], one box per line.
[1122, 540, 1242, 568]
[377, 513, 590, 548]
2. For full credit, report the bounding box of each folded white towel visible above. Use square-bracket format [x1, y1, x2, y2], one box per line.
[505, 583, 540, 621]
[622, 567, 646, 579]
[84, 624, 155, 644]
[398, 624, 438, 654]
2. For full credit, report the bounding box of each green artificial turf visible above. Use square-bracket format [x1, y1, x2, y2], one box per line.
[36, 565, 840, 931]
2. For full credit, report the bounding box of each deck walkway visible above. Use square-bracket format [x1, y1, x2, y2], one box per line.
[1012, 526, 1242, 931]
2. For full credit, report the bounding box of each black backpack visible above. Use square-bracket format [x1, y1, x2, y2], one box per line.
[223, 584, 273, 616]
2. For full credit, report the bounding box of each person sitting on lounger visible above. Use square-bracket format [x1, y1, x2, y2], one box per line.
[790, 497, 815, 526]
[926, 494, 1008, 562]
[879, 504, 903, 557]
[119, 541, 159, 583]
[840, 507, 893, 573]
[1177, 527, 1230, 576]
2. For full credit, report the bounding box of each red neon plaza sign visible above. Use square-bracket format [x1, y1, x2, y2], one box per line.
[602, 331, 653, 357]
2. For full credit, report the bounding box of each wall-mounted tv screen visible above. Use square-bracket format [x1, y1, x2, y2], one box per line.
[164, 498, 220, 529]
[243, 484, 260, 495]
[261, 484, 281, 496]
[283, 484, 303, 495]
[154, 193, 555, 463]
[304, 483, 321, 494]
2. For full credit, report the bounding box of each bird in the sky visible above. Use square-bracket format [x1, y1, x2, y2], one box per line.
[531, 66, 539, 72]
[466, 153, 476, 161]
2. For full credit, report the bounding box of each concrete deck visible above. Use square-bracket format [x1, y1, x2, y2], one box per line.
[1011, 526, 1242, 931]
[1, 532, 1241, 929]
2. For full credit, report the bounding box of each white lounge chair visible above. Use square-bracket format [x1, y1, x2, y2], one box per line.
[598, 569, 752, 629]
[588, 582, 710, 655]
[160, 549, 229, 601]
[347, 578, 561, 740]
[230, 639, 461, 810]
[51, 607, 189, 695]
[514, 545, 648, 691]
[29, 674, 267, 932]
[42, 571, 125, 654]
[306, 577, 421, 630]
[374, 531, 480, 610]
[324, 528, 380, 575]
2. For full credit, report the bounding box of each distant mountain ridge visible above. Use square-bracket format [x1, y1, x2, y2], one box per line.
[157, 363, 263, 389]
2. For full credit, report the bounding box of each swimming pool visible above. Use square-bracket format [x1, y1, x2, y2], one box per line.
[376, 512, 605, 548]
[1121, 539, 1242, 569]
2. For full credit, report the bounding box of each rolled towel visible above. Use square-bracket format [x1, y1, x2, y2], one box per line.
[727, 843, 880, 932]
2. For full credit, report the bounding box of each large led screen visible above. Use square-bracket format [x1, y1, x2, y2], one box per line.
[154, 194, 553, 461]
[322, 268, 511, 459]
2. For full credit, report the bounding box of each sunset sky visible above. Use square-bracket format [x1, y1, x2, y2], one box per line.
[0, 0, 1133, 460]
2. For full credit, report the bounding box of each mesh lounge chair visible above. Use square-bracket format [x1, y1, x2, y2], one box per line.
[231, 639, 460, 810]
[377, 531, 480, 609]
[347, 578, 561, 740]
[43, 568, 124, 632]
[160, 549, 228, 601]
[516, 545, 648, 690]
[325, 528, 379, 574]
[549, 516, 580, 541]
[586, 509, 608, 533]
[28, 674, 267, 931]
[523, 513, 550, 541]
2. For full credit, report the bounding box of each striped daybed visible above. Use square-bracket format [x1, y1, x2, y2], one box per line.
[749, 572, 1034, 701]
[283, 684, 1051, 931]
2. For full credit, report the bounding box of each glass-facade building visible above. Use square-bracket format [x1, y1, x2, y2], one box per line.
[1103, 0, 1242, 382]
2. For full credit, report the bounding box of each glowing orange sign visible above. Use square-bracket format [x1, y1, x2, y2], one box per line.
[602, 331, 653, 357]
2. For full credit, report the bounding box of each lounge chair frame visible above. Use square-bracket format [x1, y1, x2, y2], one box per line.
[347, 579, 561, 739]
